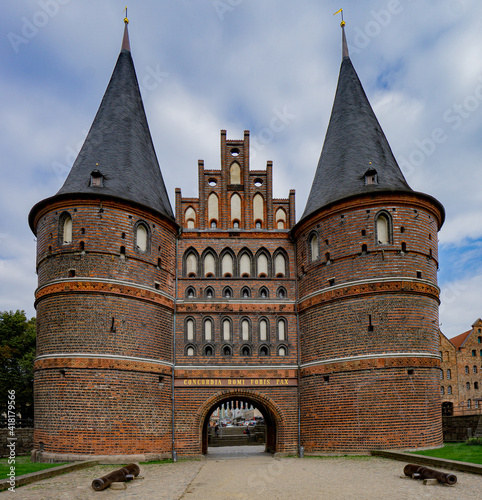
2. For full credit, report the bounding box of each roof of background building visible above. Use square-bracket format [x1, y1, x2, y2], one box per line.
[450, 330, 472, 349]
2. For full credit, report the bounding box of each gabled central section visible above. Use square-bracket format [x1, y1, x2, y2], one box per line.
[175, 130, 295, 231]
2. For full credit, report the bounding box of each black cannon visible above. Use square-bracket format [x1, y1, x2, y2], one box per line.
[91, 463, 140, 491]
[403, 463, 457, 485]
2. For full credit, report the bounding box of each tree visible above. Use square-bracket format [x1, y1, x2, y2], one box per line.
[0, 310, 36, 420]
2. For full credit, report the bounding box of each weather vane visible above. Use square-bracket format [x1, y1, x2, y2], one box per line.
[334, 8, 345, 27]
[124, 6, 129, 24]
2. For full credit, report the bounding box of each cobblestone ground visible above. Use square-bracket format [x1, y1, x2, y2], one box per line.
[2, 447, 482, 500]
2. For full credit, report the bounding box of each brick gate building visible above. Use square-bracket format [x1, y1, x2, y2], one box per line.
[29, 21, 445, 460]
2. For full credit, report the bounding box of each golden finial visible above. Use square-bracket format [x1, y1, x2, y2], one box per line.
[334, 8, 345, 27]
[124, 6, 129, 24]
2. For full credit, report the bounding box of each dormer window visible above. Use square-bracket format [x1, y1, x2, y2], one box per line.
[90, 169, 104, 187]
[363, 168, 378, 185]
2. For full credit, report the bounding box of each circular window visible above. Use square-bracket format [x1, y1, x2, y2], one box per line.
[254, 178, 263, 187]
[230, 148, 240, 157]
[208, 178, 217, 187]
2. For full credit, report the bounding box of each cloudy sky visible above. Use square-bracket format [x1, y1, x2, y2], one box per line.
[1, 0, 481, 338]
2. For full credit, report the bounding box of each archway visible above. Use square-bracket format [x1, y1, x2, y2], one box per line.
[199, 391, 281, 455]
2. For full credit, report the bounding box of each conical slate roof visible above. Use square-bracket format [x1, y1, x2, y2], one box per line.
[300, 27, 412, 222]
[31, 23, 174, 227]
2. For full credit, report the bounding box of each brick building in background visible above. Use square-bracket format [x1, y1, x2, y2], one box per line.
[440, 319, 482, 416]
[29, 21, 446, 461]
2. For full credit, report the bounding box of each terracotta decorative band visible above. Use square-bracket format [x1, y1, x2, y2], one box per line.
[301, 355, 440, 376]
[34, 354, 172, 374]
[298, 279, 439, 312]
[35, 279, 174, 309]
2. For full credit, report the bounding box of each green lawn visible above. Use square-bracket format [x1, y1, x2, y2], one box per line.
[410, 443, 482, 465]
[0, 455, 66, 480]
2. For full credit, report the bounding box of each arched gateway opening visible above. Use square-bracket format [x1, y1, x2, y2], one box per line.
[199, 391, 281, 455]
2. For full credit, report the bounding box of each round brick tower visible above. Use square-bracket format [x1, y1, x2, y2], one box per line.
[29, 22, 178, 460]
[294, 26, 445, 452]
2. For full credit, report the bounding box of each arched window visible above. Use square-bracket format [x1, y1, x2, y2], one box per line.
[240, 253, 251, 277]
[278, 346, 287, 356]
[204, 318, 213, 341]
[447, 369, 451, 379]
[259, 346, 269, 357]
[223, 287, 232, 299]
[222, 319, 231, 341]
[223, 345, 232, 356]
[205, 287, 215, 299]
[257, 253, 269, 277]
[259, 319, 268, 342]
[136, 222, 149, 252]
[277, 319, 286, 341]
[208, 193, 219, 227]
[186, 252, 198, 277]
[277, 287, 287, 299]
[309, 233, 319, 261]
[60, 212, 73, 244]
[185, 207, 196, 228]
[204, 252, 216, 277]
[186, 319, 195, 341]
[253, 194, 264, 226]
[231, 193, 241, 226]
[186, 346, 195, 356]
[447, 385, 452, 395]
[241, 319, 250, 341]
[241, 345, 251, 357]
[230, 162, 241, 184]
[204, 345, 214, 356]
[375, 212, 391, 245]
[276, 208, 287, 229]
[222, 253, 234, 277]
[274, 252, 286, 277]
[241, 287, 251, 299]
[259, 287, 269, 299]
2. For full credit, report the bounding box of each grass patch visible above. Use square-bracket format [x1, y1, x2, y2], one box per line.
[0, 456, 67, 480]
[410, 443, 482, 465]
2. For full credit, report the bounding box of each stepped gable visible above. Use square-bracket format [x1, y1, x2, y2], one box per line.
[30, 22, 174, 230]
[301, 26, 412, 222]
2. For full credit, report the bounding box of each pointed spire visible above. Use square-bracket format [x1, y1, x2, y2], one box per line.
[300, 25, 412, 222]
[121, 15, 130, 52]
[341, 25, 349, 59]
[50, 20, 174, 220]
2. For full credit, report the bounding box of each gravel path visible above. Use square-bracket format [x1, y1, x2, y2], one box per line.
[3, 447, 481, 499]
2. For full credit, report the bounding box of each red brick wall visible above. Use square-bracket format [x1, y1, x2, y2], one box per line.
[295, 192, 444, 451]
[32, 197, 177, 455]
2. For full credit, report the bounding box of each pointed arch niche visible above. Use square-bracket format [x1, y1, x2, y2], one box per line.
[230, 162, 241, 184]
[230, 193, 242, 227]
[185, 206, 196, 228]
[253, 194, 264, 228]
[208, 193, 219, 227]
[276, 208, 286, 229]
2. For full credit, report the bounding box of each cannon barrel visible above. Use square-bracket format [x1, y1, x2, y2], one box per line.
[403, 464, 457, 485]
[92, 463, 140, 491]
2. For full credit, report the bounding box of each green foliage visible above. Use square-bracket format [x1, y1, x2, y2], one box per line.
[466, 437, 482, 446]
[0, 310, 36, 419]
[411, 443, 482, 465]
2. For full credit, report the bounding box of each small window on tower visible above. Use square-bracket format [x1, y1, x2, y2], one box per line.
[90, 169, 104, 187]
[363, 168, 378, 185]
